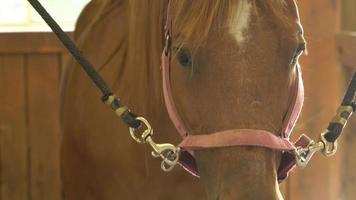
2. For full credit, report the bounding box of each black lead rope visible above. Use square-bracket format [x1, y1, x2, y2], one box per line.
[324, 72, 356, 143]
[27, 0, 140, 128]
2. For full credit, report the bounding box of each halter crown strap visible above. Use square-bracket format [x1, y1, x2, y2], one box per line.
[162, 0, 189, 137]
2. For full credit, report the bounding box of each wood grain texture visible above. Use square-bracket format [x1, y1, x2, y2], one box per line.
[27, 54, 62, 200]
[337, 32, 356, 69]
[0, 32, 73, 54]
[342, 0, 356, 31]
[0, 32, 69, 200]
[340, 72, 356, 200]
[340, 1, 356, 199]
[0, 55, 29, 200]
[287, 0, 343, 199]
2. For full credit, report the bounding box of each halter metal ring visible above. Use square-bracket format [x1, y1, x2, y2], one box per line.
[129, 117, 153, 144]
[320, 131, 337, 156]
[128, 117, 180, 172]
[161, 158, 176, 172]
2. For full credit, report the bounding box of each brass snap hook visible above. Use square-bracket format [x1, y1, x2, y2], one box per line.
[128, 117, 180, 172]
[320, 131, 337, 157]
[129, 117, 153, 144]
[295, 131, 339, 168]
[145, 135, 180, 171]
[295, 140, 324, 168]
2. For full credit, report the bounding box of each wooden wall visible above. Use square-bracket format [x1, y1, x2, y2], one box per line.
[340, 0, 356, 199]
[0, 32, 70, 200]
[285, 0, 344, 199]
[337, 32, 356, 200]
[342, 0, 356, 30]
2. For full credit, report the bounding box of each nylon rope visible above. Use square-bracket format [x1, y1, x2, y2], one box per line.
[27, 0, 140, 128]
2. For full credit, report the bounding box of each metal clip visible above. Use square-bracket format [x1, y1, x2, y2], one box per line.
[295, 140, 324, 168]
[129, 117, 180, 172]
[295, 131, 339, 168]
[129, 117, 152, 144]
[147, 136, 180, 172]
[320, 131, 338, 157]
[164, 34, 171, 56]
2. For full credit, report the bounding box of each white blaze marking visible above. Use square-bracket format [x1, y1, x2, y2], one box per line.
[229, 0, 252, 44]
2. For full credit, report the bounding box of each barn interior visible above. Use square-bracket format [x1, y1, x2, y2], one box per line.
[0, 0, 355, 199]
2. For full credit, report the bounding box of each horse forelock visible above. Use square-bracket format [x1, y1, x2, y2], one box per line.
[229, 0, 253, 44]
[124, 0, 290, 68]
[170, 0, 289, 52]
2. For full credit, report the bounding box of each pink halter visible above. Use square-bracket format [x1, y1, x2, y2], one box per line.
[161, 0, 311, 181]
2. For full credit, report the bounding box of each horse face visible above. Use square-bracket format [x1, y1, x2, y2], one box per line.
[170, 0, 305, 138]
[168, 0, 306, 198]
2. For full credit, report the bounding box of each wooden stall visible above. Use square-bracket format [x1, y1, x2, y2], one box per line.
[339, 0, 356, 199]
[0, 32, 70, 200]
[284, 0, 344, 199]
[337, 31, 356, 200]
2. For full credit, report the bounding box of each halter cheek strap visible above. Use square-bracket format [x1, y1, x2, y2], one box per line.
[161, 0, 310, 180]
[161, 42, 189, 137]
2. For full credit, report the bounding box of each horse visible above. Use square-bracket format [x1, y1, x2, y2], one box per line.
[60, 0, 306, 199]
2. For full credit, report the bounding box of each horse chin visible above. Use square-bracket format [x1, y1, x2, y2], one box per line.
[194, 147, 284, 200]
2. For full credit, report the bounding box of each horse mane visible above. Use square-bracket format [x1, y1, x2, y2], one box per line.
[126, 0, 166, 75]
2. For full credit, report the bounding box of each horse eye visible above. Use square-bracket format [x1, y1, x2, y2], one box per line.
[177, 48, 192, 68]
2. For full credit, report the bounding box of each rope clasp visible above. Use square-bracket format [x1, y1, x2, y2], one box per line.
[295, 131, 338, 168]
[320, 131, 338, 157]
[129, 117, 180, 172]
[294, 105, 351, 168]
[295, 140, 324, 168]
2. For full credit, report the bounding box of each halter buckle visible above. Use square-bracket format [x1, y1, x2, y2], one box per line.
[164, 34, 171, 56]
[129, 117, 180, 172]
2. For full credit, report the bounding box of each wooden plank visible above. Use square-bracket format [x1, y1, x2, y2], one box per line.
[288, 0, 343, 200]
[342, 0, 356, 31]
[279, 182, 288, 199]
[337, 32, 356, 69]
[0, 32, 73, 54]
[27, 54, 62, 200]
[340, 1, 356, 199]
[0, 55, 29, 200]
[60, 54, 71, 82]
[340, 72, 356, 200]
[59, 53, 71, 105]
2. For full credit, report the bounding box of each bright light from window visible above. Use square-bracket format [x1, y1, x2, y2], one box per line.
[0, 0, 27, 24]
[0, 0, 90, 32]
